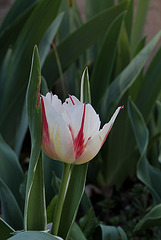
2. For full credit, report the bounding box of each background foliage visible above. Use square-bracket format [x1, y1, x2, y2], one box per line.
[0, 0, 161, 239]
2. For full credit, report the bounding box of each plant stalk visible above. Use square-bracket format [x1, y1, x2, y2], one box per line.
[51, 163, 71, 236]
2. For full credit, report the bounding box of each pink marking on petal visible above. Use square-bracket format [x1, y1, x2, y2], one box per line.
[41, 97, 50, 145]
[50, 92, 52, 103]
[68, 103, 87, 159]
[101, 105, 124, 146]
[101, 124, 113, 147]
[68, 94, 75, 105]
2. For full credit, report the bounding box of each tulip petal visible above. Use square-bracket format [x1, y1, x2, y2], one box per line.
[99, 105, 124, 146]
[45, 92, 64, 114]
[41, 92, 123, 165]
[83, 104, 101, 140]
[62, 101, 100, 141]
[75, 106, 123, 164]
[41, 96, 75, 163]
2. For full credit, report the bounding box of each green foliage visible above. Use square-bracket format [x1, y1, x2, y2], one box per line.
[0, 218, 14, 240]
[0, 0, 161, 239]
[134, 203, 161, 232]
[0, 179, 23, 230]
[0, 0, 62, 146]
[42, 1, 129, 89]
[24, 46, 46, 231]
[8, 231, 63, 240]
[93, 224, 127, 240]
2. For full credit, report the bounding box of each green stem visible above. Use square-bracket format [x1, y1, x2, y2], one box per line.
[51, 163, 71, 236]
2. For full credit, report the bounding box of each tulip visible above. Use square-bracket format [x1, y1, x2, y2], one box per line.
[41, 93, 123, 164]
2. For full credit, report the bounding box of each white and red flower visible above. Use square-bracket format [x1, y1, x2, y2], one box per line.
[41, 93, 123, 164]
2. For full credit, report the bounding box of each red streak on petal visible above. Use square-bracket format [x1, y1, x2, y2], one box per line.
[50, 92, 52, 103]
[41, 97, 50, 145]
[69, 103, 87, 159]
[68, 94, 75, 105]
[101, 124, 113, 147]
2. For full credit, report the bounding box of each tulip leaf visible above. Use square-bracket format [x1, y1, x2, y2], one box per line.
[47, 195, 58, 224]
[24, 46, 47, 230]
[123, 0, 133, 41]
[42, 1, 129, 88]
[42, 151, 63, 206]
[0, 0, 62, 146]
[136, 46, 161, 121]
[39, 12, 64, 67]
[0, 178, 23, 230]
[79, 208, 98, 238]
[13, 12, 64, 156]
[69, 222, 87, 240]
[58, 164, 88, 239]
[85, 0, 114, 21]
[131, 0, 151, 55]
[0, 134, 23, 207]
[93, 224, 127, 240]
[0, 3, 37, 67]
[134, 203, 161, 232]
[98, 31, 161, 186]
[114, 21, 131, 75]
[128, 99, 161, 204]
[80, 67, 91, 104]
[8, 231, 63, 240]
[102, 30, 161, 122]
[0, 49, 12, 111]
[14, 102, 28, 156]
[91, 12, 125, 106]
[0, 0, 40, 32]
[0, 218, 14, 240]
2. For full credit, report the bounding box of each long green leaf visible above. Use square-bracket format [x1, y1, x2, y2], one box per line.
[42, 1, 129, 88]
[0, 218, 14, 240]
[14, 102, 28, 156]
[39, 12, 64, 67]
[123, 0, 133, 41]
[85, 0, 114, 21]
[42, 151, 63, 206]
[0, 3, 38, 68]
[0, 0, 62, 146]
[0, 134, 23, 207]
[0, 49, 12, 111]
[69, 222, 87, 240]
[134, 203, 161, 232]
[95, 31, 161, 187]
[0, 0, 40, 32]
[114, 21, 131, 76]
[102, 30, 161, 122]
[136, 46, 161, 121]
[8, 231, 63, 240]
[131, 0, 151, 55]
[0, 178, 23, 230]
[24, 46, 46, 231]
[91, 12, 125, 106]
[13, 13, 64, 156]
[93, 224, 127, 240]
[128, 99, 161, 204]
[58, 164, 88, 240]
